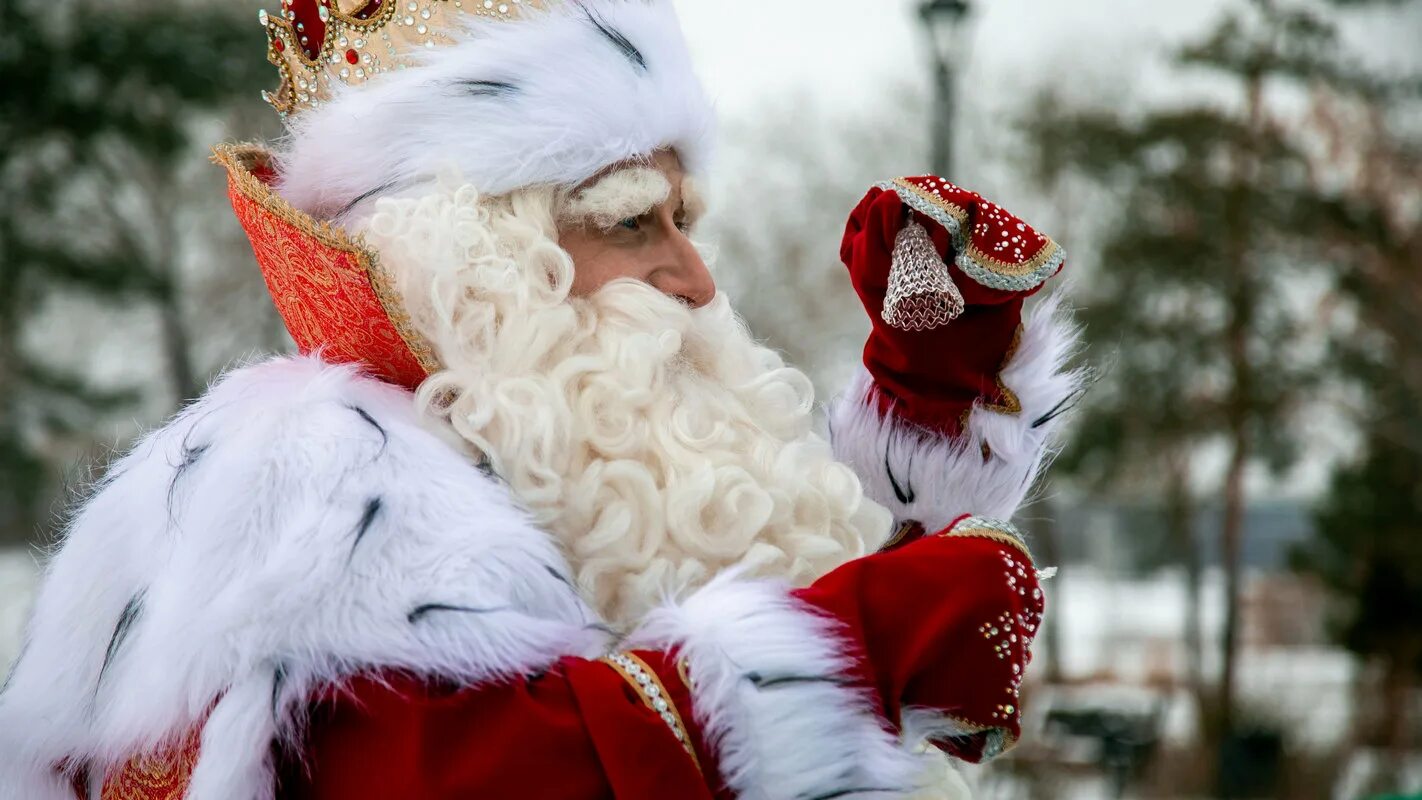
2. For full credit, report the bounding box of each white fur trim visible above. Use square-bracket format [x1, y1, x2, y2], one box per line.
[631, 573, 931, 800]
[0, 355, 606, 799]
[830, 294, 1083, 534]
[276, 1, 715, 221]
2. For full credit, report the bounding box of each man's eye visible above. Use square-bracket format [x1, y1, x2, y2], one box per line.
[617, 217, 641, 231]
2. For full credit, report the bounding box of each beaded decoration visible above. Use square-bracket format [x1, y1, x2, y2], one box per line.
[259, 0, 548, 116]
[873, 177, 1065, 293]
[946, 514, 1044, 757]
[601, 652, 702, 771]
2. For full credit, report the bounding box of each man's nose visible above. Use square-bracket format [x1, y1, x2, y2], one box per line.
[653, 231, 716, 309]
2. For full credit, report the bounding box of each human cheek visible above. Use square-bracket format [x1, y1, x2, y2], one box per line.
[570, 247, 643, 295]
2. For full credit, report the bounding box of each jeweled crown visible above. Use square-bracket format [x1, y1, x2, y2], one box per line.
[258, 0, 546, 117]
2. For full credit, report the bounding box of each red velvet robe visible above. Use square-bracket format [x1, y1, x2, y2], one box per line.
[96, 523, 1041, 799]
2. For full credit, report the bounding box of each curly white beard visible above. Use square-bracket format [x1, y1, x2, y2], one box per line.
[358, 179, 892, 626]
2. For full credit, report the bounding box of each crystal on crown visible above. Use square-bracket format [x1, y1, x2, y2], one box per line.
[258, 0, 545, 117]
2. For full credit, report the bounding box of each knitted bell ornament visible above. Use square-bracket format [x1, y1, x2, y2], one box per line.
[882, 219, 966, 331]
[842, 176, 1066, 436]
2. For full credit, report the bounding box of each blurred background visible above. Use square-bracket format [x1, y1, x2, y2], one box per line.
[1, 0, 1419, 796]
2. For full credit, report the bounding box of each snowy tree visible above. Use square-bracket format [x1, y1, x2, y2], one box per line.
[1022, 0, 1419, 792]
[0, 0, 273, 545]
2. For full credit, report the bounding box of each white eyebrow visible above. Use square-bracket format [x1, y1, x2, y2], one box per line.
[560, 166, 673, 229]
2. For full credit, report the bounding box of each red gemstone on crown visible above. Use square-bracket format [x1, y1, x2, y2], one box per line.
[345, 49, 359, 64]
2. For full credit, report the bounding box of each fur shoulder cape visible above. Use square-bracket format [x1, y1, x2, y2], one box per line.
[0, 355, 606, 799]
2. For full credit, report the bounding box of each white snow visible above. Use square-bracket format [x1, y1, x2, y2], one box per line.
[1031, 565, 1359, 750]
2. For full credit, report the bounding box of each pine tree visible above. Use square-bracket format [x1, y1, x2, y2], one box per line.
[0, 0, 271, 544]
[1289, 12, 1422, 787]
[1024, 0, 1417, 792]
[1296, 437, 1422, 773]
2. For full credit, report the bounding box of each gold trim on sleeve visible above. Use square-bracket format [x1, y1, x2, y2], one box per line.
[940, 516, 1033, 561]
[959, 323, 1026, 433]
[601, 652, 703, 772]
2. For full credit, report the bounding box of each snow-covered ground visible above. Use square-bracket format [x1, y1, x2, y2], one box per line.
[1036, 565, 1357, 750]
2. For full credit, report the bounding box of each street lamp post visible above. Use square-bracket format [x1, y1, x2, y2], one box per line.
[918, 0, 972, 179]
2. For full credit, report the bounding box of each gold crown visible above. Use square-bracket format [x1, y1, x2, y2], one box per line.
[258, 0, 546, 117]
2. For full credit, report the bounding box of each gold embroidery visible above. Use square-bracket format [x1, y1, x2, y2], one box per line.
[941, 516, 1033, 561]
[890, 177, 969, 226]
[959, 324, 1026, 433]
[100, 728, 201, 800]
[981, 324, 1025, 417]
[676, 657, 695, 693]
[212, 142, 441, 380]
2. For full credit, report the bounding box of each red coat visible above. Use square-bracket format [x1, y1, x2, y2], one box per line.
[96, 520, 1041, 799]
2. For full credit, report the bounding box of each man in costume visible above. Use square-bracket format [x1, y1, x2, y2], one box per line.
[0, 2, 1081, 799]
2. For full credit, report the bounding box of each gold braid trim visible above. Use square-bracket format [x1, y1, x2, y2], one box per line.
[941, 528, 1034, 561]
[210, 141, 441, 376]
[931, 713, 1020, 759]
[100, 727, 201, 800]
[676, 657, 695, 694]
[891, 177, 969, 226]
[959, 323, 1026, 434]
[940, 516, 1033, 562]
[601, 652, 703, 773]
[890, 178, 1063, 278]
[981, 324, 1024, 416]
[879, 519, 920, 551]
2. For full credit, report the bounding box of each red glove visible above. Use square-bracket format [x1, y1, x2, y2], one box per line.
[793, 515, 1044, 761]
[842, 177, 1065, 436]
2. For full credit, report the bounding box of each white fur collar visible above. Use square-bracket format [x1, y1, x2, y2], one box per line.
[0, 355, 607, 800]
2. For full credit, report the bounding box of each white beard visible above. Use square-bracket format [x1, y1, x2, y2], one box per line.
[359, 179, 892, 626]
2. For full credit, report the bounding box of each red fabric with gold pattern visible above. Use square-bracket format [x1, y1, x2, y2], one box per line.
[842, 176, 1065, 436]
[215, 144, 436, 390]
[94, 726, 200, 800]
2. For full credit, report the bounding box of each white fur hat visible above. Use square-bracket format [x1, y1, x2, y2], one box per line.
[271, 1, 715, 220]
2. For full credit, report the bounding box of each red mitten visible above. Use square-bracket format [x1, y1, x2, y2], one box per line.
[842, 177, 1065, 436]
[792, 515, 1045, 762]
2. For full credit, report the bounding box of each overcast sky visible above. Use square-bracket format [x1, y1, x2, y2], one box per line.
[672, 0, 1420, 500]
[676, 0, 1422, 115]
[677, 0, 1219, 111]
